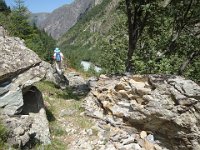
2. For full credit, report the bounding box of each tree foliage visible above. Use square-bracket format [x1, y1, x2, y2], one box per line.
[58, 0, 200, 81]
[100, 6, 128, 74]
[0, 0, 10, 14]
[102, 0, 199, 81]
[0, 0, 56, 61]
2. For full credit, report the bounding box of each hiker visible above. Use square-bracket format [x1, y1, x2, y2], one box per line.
[53, 47, 64, 73]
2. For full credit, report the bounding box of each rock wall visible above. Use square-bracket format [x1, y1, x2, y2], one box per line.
[84, 74, 200, 150]
[0, 26, 45, 115]
[2, 86, 50, 147]
[0, 26, 67, 148]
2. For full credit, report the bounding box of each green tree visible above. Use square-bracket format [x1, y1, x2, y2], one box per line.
[123, 0, 200, 80]
[0, 0, 56, 61]
[125, 0, 151, 72]
[0, 0, 10, 14]
[101, 7, 127, 74]
[8, 0, 32, 39]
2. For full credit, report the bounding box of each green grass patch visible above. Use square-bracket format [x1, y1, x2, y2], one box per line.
[73, 116, 93, 129]
[35, 138, 68, 150]
[35, 81, 81, 100]
[0, 121, 9, 148]
[49, 123, 66, 136]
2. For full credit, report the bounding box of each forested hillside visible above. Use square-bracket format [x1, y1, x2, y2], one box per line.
[0, 0, 55, 61]
[59, 0, 200, 81]
[58, 0, 121, 67]
[58, 0, 121, 69]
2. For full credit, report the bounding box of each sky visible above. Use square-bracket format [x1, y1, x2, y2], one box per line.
[5, 0, 74, 13]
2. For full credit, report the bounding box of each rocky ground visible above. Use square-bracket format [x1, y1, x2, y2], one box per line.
[34, 71, 163, 150]
[37, 72, 200, 150]
[1, 66, 199, 149]
[32, 70, 96, 150]
[83, 74, 200, 150]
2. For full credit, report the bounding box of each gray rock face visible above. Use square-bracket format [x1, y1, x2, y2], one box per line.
[42, 61, 68, 89]
[0, 35, 41, 83]
[0, 27, 67, 115]
[65, 72, 89, 95]
[3, 87, 51, 147]
[0, 27, 44, 115]
[0, 86, 23, 115]
[29, 12, 49, 27]
[84, 74, 200, 150]
[33, 0, 95, 39]
[0, 27, 66, 147]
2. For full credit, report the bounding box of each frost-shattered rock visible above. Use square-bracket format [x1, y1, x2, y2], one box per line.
[84, 74, 200, 150]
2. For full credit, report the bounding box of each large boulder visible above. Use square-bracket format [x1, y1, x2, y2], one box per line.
[84, 74, 200, 150]
[65, 72, 90, 95]
[0, 29, 41, 83]
[0, 27, 45, 115]
[2, 86, 51, 147]
[0, 27, 67, 115]
[42, 61, 68, 89]
[0, 27, 67, 147]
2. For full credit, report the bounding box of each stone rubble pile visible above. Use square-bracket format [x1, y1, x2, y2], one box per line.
[68, 120, 164, 150]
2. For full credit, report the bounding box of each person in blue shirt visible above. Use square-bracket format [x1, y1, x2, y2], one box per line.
[53, 47, 64, 73]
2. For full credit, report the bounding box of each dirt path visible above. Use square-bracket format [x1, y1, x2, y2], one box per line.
[34, 70, 98, 149]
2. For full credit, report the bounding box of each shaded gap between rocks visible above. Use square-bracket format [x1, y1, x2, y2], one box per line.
[123, 115, 192, 150]
[21, 86, 44, 115]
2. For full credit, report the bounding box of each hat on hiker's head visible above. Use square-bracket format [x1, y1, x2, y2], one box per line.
[54, 47, 60, 53]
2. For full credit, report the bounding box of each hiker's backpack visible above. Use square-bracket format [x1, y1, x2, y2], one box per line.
[55, 52, 61, 62]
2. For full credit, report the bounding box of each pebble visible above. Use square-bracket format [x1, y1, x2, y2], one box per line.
[140, 131, 147, 139]
[146, 134, 154, 143]
[80, 112, 85, 116]
[122, 135, 135, 145]
[86, 129, 93, 136]
[133, 143, 142, 150]
[14, 126, 25, 136]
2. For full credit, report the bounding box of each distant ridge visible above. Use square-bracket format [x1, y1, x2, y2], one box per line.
[31, 0, 96, 39]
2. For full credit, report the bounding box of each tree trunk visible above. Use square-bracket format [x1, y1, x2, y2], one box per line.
[125, 0, 144, 72]
[178, 51, 199, 75]
[125, 0, 134, 72]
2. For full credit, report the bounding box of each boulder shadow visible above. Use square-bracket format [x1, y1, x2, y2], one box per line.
[21, 86, 55, 122]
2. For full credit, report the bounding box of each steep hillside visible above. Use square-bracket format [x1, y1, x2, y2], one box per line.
[30, 12, 49, 26]
[0, 2, 56, 61]
[58, 0, 123, 69]
[32, 0, 96, 39]
[58, 0, 200, 81]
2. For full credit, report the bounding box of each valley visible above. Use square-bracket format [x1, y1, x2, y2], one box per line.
[0, 0, 200, 149]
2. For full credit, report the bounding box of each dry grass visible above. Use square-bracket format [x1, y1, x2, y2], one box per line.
[34, 81, 94, 150]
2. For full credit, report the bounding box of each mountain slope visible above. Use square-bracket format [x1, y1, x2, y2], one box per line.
[30, 12, 49, 26]
[58, 0, 123, 69]
[32, 0, 96, 39]
[58, 0, 200, 81]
